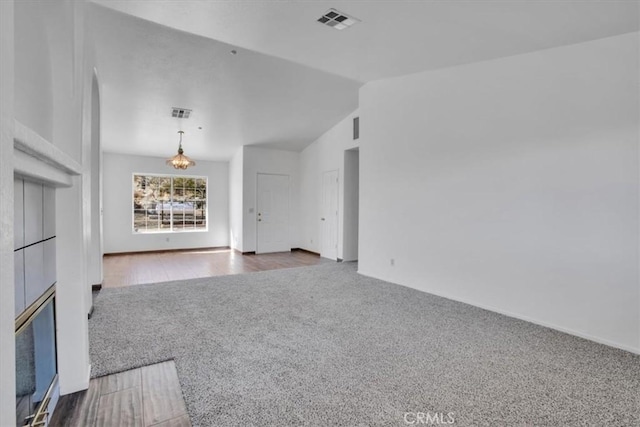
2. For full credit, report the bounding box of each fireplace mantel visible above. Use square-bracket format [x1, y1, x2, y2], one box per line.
[13, 120, 81, 187]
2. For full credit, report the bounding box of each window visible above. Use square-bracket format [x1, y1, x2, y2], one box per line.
[133, 174, 207, 233]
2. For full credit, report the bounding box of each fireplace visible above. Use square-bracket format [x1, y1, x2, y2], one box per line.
[14, 178, 59, 426]
[15, 286, 57, 427]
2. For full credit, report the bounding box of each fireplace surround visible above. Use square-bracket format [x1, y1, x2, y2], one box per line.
[15, 286, 57, 426]
[14, 177, 59, 427]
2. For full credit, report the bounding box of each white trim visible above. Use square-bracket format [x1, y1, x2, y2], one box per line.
[13, 120, 82, 176]
[14, 150, 73, 187]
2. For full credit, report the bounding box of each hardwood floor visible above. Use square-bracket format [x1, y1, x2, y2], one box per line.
[102, 248, 330, 288]
[50, 361, 189, 427]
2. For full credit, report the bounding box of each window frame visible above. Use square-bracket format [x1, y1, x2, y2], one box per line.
[132, 172, 209, 234]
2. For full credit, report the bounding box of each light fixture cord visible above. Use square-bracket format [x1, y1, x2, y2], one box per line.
[178, 131, 184, 153]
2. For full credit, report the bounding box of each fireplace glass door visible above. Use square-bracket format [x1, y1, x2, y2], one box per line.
[15, 290, 57, 426]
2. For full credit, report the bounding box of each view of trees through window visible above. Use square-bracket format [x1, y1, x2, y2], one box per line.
[133, 174, 207, 233]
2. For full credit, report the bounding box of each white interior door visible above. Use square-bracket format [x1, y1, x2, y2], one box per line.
[321, 170, 339, 260]
[256, 173, 290, 254]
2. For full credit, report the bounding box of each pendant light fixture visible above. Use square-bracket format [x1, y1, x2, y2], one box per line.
[166, 130, 196, 170]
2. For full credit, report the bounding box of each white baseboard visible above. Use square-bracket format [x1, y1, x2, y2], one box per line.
[357, 269, 640, 355]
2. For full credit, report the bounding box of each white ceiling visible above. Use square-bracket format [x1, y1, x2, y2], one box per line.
[89, 4, 361, 161]
[89, 1, 639, 161]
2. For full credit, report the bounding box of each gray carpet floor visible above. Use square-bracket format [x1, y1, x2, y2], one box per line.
[89, 263, 640, 426]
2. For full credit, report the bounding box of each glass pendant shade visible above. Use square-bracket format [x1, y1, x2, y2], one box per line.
[166, 131, 196, 170]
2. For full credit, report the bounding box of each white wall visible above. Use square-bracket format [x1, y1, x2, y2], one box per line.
[103, 152, 229, 253]
[45, 0, 93, 396]
[87, 74, 102, 286]
[6, 0, 94, 409]
[359, 33, 640, 353]
[0, 0, 15, 423]
[229, 147, 243, 251]
[299, 110, 359, 258]
[14, 0, 53, 143]
[242, 146, 301, 252]
[299, 143, 320, 253]
[82, 21, 103, 307]
[343, 149, 359, 261]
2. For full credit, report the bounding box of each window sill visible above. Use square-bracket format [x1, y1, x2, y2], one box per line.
[132, 228, 209, 235]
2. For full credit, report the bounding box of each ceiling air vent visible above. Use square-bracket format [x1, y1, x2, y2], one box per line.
[171, 107, 192, 119]
[317, 8, 360, 30]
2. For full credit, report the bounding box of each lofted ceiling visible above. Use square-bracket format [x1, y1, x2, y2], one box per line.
[89, 4, 361, 161]
[89, 1, 639, 161]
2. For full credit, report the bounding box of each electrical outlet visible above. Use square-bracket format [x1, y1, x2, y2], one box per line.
[390, 258, 395, 266]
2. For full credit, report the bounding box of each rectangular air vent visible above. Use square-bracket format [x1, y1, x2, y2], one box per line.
[171, 107, 192, 119]
[353, 116, 359, 140]
[317, 8, 360, 30]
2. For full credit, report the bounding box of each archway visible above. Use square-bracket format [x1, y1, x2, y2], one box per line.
[88, 71, 103, 289]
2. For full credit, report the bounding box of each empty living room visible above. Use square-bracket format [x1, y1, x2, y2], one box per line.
[1, 1, 639, 426]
